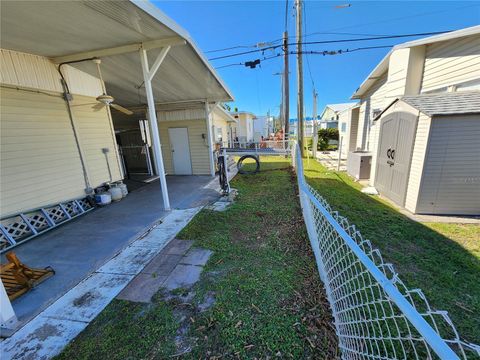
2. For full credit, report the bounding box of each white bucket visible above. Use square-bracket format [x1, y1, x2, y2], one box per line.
[108, 186, 123, 202]
[95, 193, 112, 206]
[119, 183, 128, 197]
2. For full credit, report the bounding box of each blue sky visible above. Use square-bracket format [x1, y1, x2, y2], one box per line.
[155, 1, 479, 117]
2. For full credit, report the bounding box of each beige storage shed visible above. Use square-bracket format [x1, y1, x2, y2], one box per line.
[372, 91, 480, 215]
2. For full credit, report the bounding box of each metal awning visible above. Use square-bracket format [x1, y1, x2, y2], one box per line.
[0, 0, 234, 106]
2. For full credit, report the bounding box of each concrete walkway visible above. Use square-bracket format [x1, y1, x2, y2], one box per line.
[314, 150, 347, 171]
[3, 176, 219, 328]
[1, 207, 203, 360]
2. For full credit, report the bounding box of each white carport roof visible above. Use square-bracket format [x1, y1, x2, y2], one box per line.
[0, 0, 234, 106]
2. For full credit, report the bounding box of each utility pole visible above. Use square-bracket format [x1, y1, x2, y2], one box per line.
[283, 31, 289, 143]
[295, 0, 305, 157]
[312, 90, 318, 158]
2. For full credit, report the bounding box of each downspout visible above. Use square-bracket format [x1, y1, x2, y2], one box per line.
[59, 73, 93, 194]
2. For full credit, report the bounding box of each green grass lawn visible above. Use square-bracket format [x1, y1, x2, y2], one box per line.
[56, 157, 338, 359]
[302, 158, 480, 345]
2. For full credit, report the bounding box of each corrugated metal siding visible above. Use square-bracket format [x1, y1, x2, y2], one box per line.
[421, 35, 480, 92]
[0, 87, 86, 217]
[0, 48, 102, 97]
[416, 115, 480, 215]
[158, 119, 210, 175]
[71, 95, 123, 187]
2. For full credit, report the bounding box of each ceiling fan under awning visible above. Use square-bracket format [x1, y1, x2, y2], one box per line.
[93, 58, 133, 115]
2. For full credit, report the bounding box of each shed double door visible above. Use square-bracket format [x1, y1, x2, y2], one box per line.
[375, 112, 417, 206]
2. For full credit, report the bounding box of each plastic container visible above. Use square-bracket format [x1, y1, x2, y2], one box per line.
[108, 186, 123, 202]
[119, 183, 128, 197]
[95, 193, 112, 206]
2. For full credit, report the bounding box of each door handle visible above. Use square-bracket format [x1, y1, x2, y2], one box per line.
[391, 149, 395, 160]
[387, 148, 391, 158]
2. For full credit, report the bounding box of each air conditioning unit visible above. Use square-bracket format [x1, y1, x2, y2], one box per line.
[347, 151, 372, 180]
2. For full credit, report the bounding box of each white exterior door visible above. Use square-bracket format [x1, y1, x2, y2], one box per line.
[168, 128, 192, 175]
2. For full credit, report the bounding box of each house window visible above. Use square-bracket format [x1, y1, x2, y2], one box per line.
[341, 123, 347, 132]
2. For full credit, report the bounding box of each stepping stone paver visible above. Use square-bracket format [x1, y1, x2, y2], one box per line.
[117, 273, 168, 303]
[180, 248, 213, 266]
[163, 239, 194, 255]
[163, 264, 204, 290]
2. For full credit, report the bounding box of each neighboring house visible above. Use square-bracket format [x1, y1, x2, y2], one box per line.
[230, 111, 256, 142]
[337, 104, 360, 158]
[0, 0, 233, 220]
[289, 117, 316, 138]
[319, 103, 356, 130]
[211, 105, 237, 145]
[351, 25, 480, 215]
[253, 115, 274, 140]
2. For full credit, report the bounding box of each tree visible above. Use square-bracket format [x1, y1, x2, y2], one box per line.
[317, 128, 339, 150]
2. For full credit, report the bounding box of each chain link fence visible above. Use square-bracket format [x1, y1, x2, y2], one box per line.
[292, 144, 480, 359]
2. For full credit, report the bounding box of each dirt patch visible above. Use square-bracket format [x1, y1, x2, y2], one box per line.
[73, 291, 97, 307]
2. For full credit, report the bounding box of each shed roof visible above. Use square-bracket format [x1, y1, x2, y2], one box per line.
[351, 25, 480, 99]
[402, 91, 480, 116]
[0, 0, 233, 106]
[374, 91, 480, 120]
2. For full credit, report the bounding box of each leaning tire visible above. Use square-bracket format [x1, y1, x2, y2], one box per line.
[237, 155, 260, 174]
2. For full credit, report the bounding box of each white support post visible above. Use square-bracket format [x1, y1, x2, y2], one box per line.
[337, 136, 343, 172]
[1, 281, 17, 329]
[139, 47, 171, 211]
[205, 101, 216, 177]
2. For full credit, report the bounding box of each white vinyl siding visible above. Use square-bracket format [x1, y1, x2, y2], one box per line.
[158, 119, 210, 175]
[349, 108, 359, 152]
[421, 35, 480, 93]
[0, 48, 102, 97]
[1, 87, 85, 216]
[71, 95, 123, 186]
[357, 72, 389, 151]
[404, 113, 432, 212]
[416, 115, 480, 215]
[212, 115, 228, 144]
[0, 48, 123, 216]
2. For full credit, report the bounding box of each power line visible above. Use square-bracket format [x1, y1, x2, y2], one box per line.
[208, 30, 451, 60]
[303, 1, 315, 90]
[215, 45, 393, 69]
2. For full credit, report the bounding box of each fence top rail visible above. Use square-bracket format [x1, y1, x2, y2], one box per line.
[293, 143, 479, 359]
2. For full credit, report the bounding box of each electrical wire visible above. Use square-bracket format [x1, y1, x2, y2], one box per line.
[303, 1, 315, 90]
[208, 30, 451, 60]
[215, 45, 393, 69]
